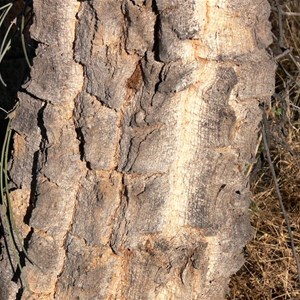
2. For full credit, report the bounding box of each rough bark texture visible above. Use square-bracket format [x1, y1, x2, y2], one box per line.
[0, 0, 275, 299]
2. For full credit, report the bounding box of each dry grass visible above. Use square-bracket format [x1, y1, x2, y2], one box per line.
[227, 0, 300, 299]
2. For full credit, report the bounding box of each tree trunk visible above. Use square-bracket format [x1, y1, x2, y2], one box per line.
[0, 0, 275, 299]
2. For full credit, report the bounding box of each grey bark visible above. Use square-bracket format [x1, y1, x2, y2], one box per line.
[0, 0, 275, 299]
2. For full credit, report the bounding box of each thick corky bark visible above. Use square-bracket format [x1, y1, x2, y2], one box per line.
[0, 0, 275, 299]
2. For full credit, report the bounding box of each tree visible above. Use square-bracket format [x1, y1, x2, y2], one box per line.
[0, 0, 275, 299]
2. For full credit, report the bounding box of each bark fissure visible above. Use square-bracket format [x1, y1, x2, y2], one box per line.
[74, 127, 86, 162]
[151, 0, 161, 61]
[36, 103, 49, 167]
[109, 174, 129, 254]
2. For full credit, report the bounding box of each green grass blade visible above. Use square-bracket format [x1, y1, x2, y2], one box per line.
[0, 119, 21, 275]
[0, 73, 7, 87]
[3, 120, 35, 264]
[0, 21, 13, 58]
[0, 3, 13, 29]
[0, 4, 13, 86]
[0, 107, 8, 114]
[0, 21, 13, 86]
[21, 15, 31, 68]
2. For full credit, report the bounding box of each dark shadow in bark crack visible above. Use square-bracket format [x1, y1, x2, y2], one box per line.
[151, 0, 161, 62]
[23, 151, 39, 225]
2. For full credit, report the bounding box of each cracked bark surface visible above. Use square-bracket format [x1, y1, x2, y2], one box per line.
[0, 0, 275, 299]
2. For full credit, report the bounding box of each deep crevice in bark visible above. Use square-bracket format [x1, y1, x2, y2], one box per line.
[37, 103, 49, 161]
[151, 0, 161, 61]
[153, 64, 165, 95]
[109, 174, 128, 254]
[75, 127, 85, 161]
[23, 150, 39, 225]
[15, 286, 23, 300]
[19, 88, 47, 103]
